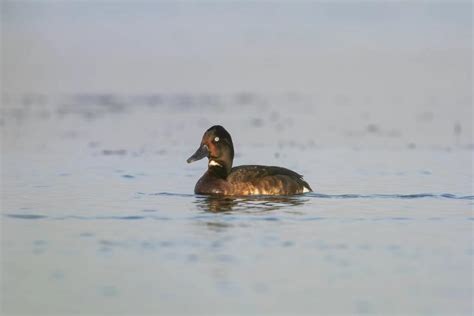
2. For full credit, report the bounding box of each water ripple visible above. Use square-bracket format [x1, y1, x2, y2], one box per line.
[4, 214, 171, 221]
[308, 193, 473, 200]
[151, 192, 195, 197]
[5, 214, 48, 220]
[154, 192, 473, 200]
[4, 192, 471, 221]
[4, 213, 472, 223]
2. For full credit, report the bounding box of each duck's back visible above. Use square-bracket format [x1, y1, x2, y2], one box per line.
[227, 165, 312, 195]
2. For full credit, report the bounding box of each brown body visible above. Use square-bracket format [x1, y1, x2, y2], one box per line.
[187, 126, 313, 196]
[195, 165, 311, 195]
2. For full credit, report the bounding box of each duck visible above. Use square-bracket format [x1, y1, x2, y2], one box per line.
[187, 125, 312, 196]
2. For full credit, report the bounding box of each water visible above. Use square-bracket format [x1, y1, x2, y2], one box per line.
[1, 94, 472, 315]
[2, 1, 473, 314]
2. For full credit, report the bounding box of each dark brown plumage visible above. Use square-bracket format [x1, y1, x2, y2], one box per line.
[187, 125, 312, 196]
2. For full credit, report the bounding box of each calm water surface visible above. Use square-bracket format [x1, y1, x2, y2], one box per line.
[1, 95, 473, 315]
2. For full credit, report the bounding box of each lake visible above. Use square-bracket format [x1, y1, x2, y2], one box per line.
[2, 1, 473, 314]
[1, 94, 472, 315]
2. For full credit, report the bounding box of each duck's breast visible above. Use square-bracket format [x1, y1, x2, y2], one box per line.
[194, 174, 232, 195]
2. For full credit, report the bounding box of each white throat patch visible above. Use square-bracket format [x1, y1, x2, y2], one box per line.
[209, 160, 222, 167]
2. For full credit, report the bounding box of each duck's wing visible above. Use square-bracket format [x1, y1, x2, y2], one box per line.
[229, 165, 302, 180]
[228, 165, 312, 193]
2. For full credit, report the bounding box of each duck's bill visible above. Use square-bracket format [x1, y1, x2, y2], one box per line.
[187, 144, 209, 163]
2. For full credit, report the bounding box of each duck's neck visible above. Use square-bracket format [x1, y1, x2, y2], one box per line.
[207, 159, 231, 179]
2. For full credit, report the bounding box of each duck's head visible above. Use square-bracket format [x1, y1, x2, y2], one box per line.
[187, 125, 234, 175]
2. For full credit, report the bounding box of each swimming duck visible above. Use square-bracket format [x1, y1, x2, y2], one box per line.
[187, 125, 312, 195]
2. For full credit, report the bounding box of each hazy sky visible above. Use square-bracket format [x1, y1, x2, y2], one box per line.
[2, 1, 472, 97]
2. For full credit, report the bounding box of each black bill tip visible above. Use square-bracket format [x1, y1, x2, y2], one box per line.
[187, 144, 209, 163]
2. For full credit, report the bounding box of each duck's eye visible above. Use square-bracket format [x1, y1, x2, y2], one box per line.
[214, 137, 220, 142]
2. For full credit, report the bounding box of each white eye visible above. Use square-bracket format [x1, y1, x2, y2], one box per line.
[214, 137, 220, 142]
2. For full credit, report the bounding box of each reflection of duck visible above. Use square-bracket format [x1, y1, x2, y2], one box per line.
[187, 125, 312, 195]
[194, 195, 307, 213]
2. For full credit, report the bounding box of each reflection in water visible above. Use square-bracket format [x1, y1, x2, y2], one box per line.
[202, 221, 235, 233]
[194, 195, 308, 213]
